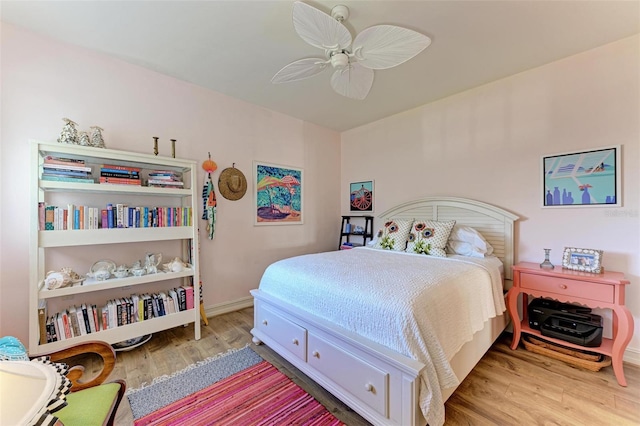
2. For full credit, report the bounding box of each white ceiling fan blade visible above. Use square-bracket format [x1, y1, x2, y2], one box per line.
[330, 63, 374, 100]
[292, 1, 352, 51]
[352, 25, 431, 70]
[272, 58, 328, 84]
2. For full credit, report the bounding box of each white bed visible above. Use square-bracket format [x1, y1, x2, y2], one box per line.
[251, 197, 519, 426]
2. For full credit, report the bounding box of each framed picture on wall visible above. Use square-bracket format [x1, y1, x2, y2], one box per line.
[254, 161, 303, 225]
[349, 180, 374, 212]
[541, 145, 621, 208]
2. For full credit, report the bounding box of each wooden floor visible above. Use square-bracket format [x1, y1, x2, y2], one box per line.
[107, 307, 640, 425]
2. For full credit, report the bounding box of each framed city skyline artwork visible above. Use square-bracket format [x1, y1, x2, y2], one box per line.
[541, 146, 620, 208]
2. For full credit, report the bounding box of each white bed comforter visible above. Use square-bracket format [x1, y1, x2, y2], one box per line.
[258, 247, 506, 426]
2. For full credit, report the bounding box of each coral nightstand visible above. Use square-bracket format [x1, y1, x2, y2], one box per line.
[507, 262, 633, 386]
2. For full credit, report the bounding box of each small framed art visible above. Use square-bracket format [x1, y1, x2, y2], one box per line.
[541, 145, 621, 208]
[562, 247, 603, 273]
[349, 180, 374, 212]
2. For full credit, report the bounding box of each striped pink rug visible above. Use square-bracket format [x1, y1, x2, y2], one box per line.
[135, 360, 345, 425]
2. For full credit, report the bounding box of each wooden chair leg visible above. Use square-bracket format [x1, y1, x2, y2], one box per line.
[200, 302, 209, 326]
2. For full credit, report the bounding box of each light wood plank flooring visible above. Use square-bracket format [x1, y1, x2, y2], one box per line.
[106, 308, 639, 425]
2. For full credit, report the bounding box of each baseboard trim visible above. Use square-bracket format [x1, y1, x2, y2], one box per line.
[623, 346, 640, 366]
[204, 296, 254, 319]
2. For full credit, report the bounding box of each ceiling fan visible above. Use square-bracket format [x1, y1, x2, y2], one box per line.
[272, 1, 431, 100]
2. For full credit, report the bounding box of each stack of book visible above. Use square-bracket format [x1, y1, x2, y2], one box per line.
[147, 170, 184, 188]
[99, 164, 141, 186]
[42, 155, 94, 183]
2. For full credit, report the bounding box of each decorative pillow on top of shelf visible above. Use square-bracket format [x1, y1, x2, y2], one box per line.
[371, 219, 414, 251]
[405, 220, 456, 257]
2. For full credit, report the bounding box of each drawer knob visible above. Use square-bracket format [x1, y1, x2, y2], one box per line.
[292, 338, 299, 345]
[262, 320, 268, 325]
[312, 351, 320, 358]
[365, 383, 374, 393]
[559, 284, 568, 289]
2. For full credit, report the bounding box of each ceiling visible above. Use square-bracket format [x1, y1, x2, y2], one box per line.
[2, 1, 639, 132]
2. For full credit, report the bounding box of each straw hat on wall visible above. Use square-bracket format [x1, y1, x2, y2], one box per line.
[218, 165, 247, 201]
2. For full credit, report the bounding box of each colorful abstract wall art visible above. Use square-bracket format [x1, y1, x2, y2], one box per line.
[254, 161, 303, 225]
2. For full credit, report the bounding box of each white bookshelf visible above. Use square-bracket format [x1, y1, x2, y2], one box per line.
[29, 140, 201, 355]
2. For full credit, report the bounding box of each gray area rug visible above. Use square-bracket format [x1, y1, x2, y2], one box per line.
[126, 345, 263, 419]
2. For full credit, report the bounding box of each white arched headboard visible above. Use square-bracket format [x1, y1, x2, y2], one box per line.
[378, 197, 519, 280]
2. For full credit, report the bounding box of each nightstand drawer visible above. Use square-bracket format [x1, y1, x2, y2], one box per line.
[520, 273, 614, 303]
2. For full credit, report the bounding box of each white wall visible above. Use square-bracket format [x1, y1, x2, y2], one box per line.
[0, 23, 341, 342]
[341, 36, 640, 361]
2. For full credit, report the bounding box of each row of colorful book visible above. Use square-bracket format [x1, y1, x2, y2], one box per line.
[42, 155, 94, 184]
[38, 202, 192, 230]
[99, 163, 141, 186]
[40, 286, 194, 343]
[39, 203, 101, 231]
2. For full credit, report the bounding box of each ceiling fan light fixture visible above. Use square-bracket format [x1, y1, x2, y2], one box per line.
[274, 1, 431, 100]
[330, 52, 349, 69]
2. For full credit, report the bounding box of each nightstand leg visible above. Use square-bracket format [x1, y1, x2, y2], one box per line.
[611, 306, 634, 386]
[507, 288, 521, 350]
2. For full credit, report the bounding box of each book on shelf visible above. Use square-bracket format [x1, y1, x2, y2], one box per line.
[147, 179, 184, 186]
[102, 164, 141, 173]
[99, 176, 142, 185]
[41, 175, 94, 184]
[43, 163, 92, 172]
[100, 170, 140, 179]
[44, 155, 84, 164]
[43, 169, 92, 178]
[182, 285, 195, 310]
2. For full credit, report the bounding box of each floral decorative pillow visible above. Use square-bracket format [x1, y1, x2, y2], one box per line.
[405, 220, 456, 257]
[371, 219, 413, 251]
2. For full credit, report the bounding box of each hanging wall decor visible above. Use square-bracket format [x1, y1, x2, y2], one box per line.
[218, 164, 247, 201]
[202, 153, 218, 240]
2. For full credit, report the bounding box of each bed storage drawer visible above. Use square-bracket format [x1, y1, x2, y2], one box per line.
[307, 332, 389, 417]
[255, 303, 307, 361]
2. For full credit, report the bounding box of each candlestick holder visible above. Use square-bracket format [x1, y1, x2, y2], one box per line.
[540, 248, 554, 270]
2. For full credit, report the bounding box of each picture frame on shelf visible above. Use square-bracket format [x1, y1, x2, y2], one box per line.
[562, 247, 603, 273]
[254, 161, 303, 225]
[349, 180, 374, 212]
[541, 145, 621, 208]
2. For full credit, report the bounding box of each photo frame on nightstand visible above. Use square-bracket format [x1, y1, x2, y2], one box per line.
[562, 247, 603, 273]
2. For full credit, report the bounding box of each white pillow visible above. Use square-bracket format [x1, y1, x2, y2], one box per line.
[406, 220, 456, 257]
[447, 225, 494, 257]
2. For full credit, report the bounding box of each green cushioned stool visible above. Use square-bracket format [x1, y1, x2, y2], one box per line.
[56, 382, 124, 426]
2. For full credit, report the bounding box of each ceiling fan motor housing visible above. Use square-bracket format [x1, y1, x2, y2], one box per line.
[331, 5, 349, 22]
